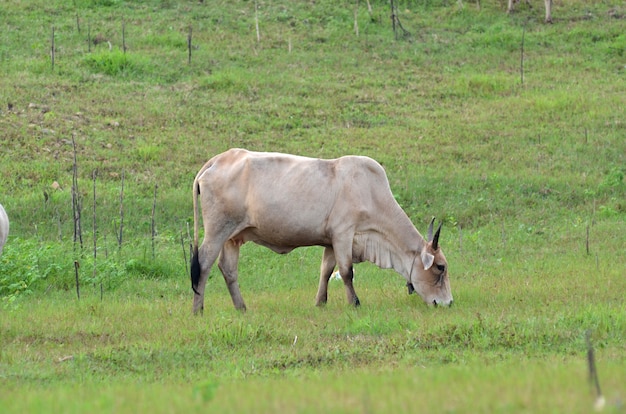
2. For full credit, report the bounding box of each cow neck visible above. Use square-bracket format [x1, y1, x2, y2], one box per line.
[406, 250, 419, 289]
[391, 210, 427, 280]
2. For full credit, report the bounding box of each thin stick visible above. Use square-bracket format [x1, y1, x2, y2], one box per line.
[592, 198, 596, 225]
[88, 24, 91, 53]
[74, 261, 80, 300]
[51, 26, 55, 70]
[254, 0, 261, 43]
[151, 184, 158, 259]
[56, 209, 62, 241]
[71, 136, 83, 304]
[354, 0, 359, 37]
[117, 170, 125, 251]
[187, 221, 192, 273]
[586, 224, 590, 255]
[76, 13, 81, 33]
[389, 0, 410, 39]
[520, 22, 526, 85]
[71, 135, 83, 251]
[187, 26, 192, 64]
[186, 221, 191, 242]
[104, 231, 109, 259]
[390, 0, 397, 39]
[122, 19, 126, 54]
[586, 330, 605, 409]
[181, 227, 189, 276]
[93, 169, 100, 299]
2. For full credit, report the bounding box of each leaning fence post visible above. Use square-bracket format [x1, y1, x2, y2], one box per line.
[520, 22, 526, 86]
[93, 169, 101, 300]
[51, 26, 55, 70]
[74, 261, 80, 300]
[117, 170, 125, 252]
[187, 26, 193, 64]
[122, 18, 127, 54]
[151, 184, 158, 259]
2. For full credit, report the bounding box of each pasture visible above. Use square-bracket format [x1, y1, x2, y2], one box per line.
[1, 0, 625, 412]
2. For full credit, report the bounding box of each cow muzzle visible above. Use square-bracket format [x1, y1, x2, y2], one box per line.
[432, 298, 453, 307]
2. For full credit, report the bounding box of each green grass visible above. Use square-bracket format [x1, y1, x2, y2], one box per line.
[1, 0, 625, 412]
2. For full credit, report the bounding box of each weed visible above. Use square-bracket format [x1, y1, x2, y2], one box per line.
[601, 166, 625, 189]
[84, 50, 134, 77]
[0, 239, 63, 306]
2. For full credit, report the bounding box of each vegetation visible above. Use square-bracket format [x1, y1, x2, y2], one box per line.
[0, 0, 624, 412]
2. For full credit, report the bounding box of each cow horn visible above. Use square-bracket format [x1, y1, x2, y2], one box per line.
[432, 222, 443, 251]
[427, 217, 436, 241]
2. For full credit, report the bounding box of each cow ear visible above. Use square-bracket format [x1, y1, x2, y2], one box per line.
[421, 250, 434, 270]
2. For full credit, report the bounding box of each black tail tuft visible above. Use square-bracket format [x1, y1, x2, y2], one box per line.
[191, 246, 201, 295]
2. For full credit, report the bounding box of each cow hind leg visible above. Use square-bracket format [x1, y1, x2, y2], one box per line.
[218, 240, 246, 311]
[192, 242, 222, 315]
[315, 247, 336, 306]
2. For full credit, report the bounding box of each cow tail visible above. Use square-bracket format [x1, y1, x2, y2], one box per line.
[190, 176, 201, 295]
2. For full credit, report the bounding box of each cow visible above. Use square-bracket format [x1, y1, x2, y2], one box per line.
[507, 0, 553, 24]
[0, 203, 8, 256]
[190, 149, 453, 314]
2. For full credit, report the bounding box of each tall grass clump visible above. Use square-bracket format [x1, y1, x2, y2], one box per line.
[83, 50, 136, 77]
[0, 239, 63, 306]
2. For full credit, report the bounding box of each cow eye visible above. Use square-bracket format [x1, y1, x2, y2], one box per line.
[436, 264, 446, 272]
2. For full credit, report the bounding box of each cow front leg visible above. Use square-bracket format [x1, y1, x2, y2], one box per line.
[332, 238, 360, 306]
[218, 239, 246, 311]
[544, 0, 552, 23]
[315, 247, 336, 306]
[339, 265, 359, 307]
[506, 0, 515, 14]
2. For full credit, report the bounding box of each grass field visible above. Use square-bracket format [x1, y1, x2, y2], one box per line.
[1, 0, 625, 412]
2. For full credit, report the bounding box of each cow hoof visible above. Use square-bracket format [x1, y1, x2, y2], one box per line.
[354, 297, 361, 307]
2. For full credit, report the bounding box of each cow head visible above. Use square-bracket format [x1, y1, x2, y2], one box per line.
[407, 218, 453, 307]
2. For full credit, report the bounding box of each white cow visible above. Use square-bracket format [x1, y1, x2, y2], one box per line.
[190, 149, 453, 314]
[0, 204, 8, 256]
[507, 0, 553, 23]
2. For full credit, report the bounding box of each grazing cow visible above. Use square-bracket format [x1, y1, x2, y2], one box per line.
[507, 0, 553, 23]
[190, 149, 453, 314]
[0, 204, 8, 256]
